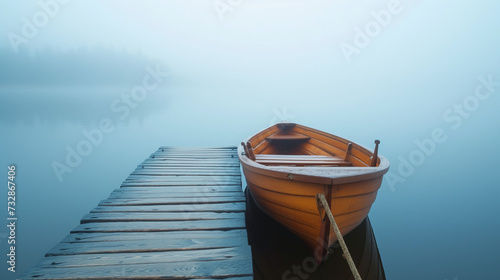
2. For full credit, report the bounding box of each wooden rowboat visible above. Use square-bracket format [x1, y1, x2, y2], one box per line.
[238, 123, 389, 260]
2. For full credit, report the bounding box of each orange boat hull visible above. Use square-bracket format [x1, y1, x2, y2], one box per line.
[238, 123, 389, 252]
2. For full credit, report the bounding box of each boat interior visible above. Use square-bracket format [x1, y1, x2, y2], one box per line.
[242, 123, 380, 168]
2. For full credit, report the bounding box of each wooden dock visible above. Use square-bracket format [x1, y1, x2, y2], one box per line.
[21, 147, 253, 280]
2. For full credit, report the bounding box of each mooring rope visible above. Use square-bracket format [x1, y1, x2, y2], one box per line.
[316, 193, 362, 280]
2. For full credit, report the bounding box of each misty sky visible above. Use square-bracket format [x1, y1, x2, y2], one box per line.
[3, 0, 500, 131]
[2, 0, 499, 90]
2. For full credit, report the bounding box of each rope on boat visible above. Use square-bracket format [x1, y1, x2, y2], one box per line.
[316, 193, 362, 280]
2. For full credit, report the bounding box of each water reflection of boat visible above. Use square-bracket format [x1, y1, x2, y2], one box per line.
[238, 123, 390, 253]
[245, 188, 386, 280]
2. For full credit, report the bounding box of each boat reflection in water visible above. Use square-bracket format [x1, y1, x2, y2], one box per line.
[245, 188, 386, 280]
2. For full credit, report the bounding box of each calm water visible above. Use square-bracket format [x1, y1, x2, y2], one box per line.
[1, 84, 499, 280]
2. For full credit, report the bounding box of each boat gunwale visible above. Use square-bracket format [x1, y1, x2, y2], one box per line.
[238, 123, 390, 185]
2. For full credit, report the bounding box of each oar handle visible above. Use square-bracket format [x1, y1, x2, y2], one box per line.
[370, 140, 380, 167]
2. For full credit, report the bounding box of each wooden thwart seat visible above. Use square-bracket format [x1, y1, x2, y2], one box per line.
[255, 154, 352, 166]
[265, 133, 311, 142]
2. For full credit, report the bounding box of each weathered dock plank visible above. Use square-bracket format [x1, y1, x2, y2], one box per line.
[23, 259, 252, 279]
[47, 236, 249, 256]
[38, 247, 251, 268]
[114, 185, 242, 192]
[122, 175, 241, 186]
[107, 192, 244, 199]
[71, 219, 246, 233]
[91, 202, 246, 213]
[61, 229, 249, 243]
[141, 159, 240, 164]
[109, 186, 243, 197]
[139, 163, 241, 168]
[80, 212, 245, 223]
[21, 146, 252, 280]
[98, 196, 246, 206]
[136, 166, 241, 171]
[131, 171, 241, 175]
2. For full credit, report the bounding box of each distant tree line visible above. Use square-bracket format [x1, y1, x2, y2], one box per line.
[0, 47, 166, 87]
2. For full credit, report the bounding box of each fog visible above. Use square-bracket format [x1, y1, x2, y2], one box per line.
[1, 1, 500, 279]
